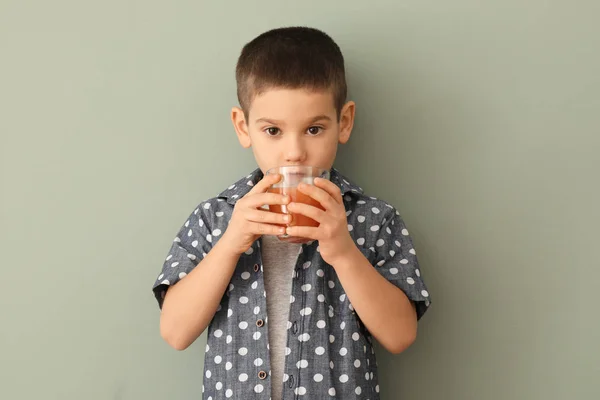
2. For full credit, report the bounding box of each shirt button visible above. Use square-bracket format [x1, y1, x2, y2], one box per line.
[258, 371, 268, 380]
[253, 263, 260, 272]
[256, 319, 264, 327]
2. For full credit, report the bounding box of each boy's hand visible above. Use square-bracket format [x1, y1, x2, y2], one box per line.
[285, 178, 356, 266]
[221, 173, 291, 255]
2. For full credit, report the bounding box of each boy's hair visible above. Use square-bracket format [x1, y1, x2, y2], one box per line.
[236, 26, 347, 120]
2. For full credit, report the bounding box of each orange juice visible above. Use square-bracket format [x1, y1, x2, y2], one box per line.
[268, 186, 325, 228]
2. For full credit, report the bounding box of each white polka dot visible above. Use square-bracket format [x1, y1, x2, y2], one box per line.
[227, 309, 233, 317]
[212, 229, 222, 236]
[400, 259, 409, 264]
[339, 374, 349, 383]
[376, 384, 380, 393]
[376, 239, 385, 247]
[357, 215, 366, 223]
[395, 240, 401, 247]
[354, 359, 361, 368]
[329, 335, 335, 343]
[187, 253, 196, 260]
[328, 281, 335, 288]
[329, 308, 334, 318]
[339, 293, 346, 302]
[317, 294, 325, 302]
[239, 321, 248, 329]
[254, 358, 263, 366]
[157, 274, 164, 281]
[283, 374, 289, 382]
[166, 255, 173, 261]
[253, 306, 260, 314]
[297, 359, 308, 368]
[329, 388, 336, 396]
[317, 320, 326, 328]
[241, 272, 250, 280]
[316, 269, 324, 277]
[314, 373, 323, 382]
[340, 321, 346, 330]
[301, 284, 312, 292]
[295, 387, 307, 395]
[205, 344, 210, 352]
[348, 224, 353, 231]
[300, 307, 312, 316]
[216, 211, 224, 217]
[253, 332, 261, 340]
[238, 347, 248, 356]
[216, 382, 222, 390]
[410, 248, 416, 255]
[390, 267, 399, 274]
[199, 219, 204, 227]
[177, 272, 187, 279]
[214, 355, 222, 364]
[377, 260, 386, 267]
[352, 332, 360, 341]
[303, 261, 311, 269]
[225, 362, 232, 370]
[416, 269, 421, 277]
[187, 229, 192, 237]
[203, 203, 211, 209]
[245, 247, 254, 255]
[206, 370, 211, 378]
[251, 281, 258, 289]
[389, 250, 396, 257]
[407, 277, 415, 284]
[372, 207, 380, 214]
[160, 279, 170, 285]
[357, 237, 365, 245]
[370, 225, 380, 232]
[226, 389, 233, 397]
[285, 347, 291, 355]
[206, 234, 212, 243]
[315, 346, 325, 355]
[214, 329, 223, 338]
[239, 296, 248, 304]
[228, 283, 234, 292]
[239, 373, 248, 382]
[402, 228, 409, 235]
[422, 290, 430, 297]
[356, 387, 362, 395]
[357, 200, 366, 205]
[340, 347, 348, 356]
[298, 333, 310, 342]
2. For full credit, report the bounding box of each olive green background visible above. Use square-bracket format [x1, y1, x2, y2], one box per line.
[1, 1, 598, 399]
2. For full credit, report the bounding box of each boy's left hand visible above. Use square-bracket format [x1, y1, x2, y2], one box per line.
[285, 178, 356, 266]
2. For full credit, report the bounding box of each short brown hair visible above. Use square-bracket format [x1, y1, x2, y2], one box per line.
[236, 27, 347, 120]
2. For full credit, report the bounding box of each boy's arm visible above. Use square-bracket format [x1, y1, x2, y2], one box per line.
[160, 238, 242, 350]
[332, 246, 418, 355]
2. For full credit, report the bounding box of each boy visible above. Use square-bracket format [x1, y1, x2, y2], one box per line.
[153, 27, 431, 400]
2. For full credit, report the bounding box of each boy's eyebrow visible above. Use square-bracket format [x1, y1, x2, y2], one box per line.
[255, 115, 332, 125]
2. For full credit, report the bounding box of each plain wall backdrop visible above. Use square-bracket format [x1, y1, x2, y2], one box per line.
[1, 1, 599, 399]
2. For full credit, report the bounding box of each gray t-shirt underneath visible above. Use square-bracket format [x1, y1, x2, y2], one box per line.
[261, 234, 301, 400]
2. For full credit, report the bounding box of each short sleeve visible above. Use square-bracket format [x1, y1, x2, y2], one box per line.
[152, 202, 214, 309]
[372, 206, 431, 320]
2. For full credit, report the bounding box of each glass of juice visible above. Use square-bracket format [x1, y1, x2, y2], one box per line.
[265, 165, 331, 243]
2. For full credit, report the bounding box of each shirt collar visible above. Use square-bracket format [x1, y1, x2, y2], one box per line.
[217, 167, 363, 205]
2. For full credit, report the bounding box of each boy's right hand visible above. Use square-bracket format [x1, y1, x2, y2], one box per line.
[221, 173, 291, 255]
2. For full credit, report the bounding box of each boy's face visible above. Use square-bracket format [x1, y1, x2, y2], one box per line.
[231, 88, 355, 174]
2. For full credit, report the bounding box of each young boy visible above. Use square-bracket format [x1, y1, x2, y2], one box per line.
[153, 27, 431, 400]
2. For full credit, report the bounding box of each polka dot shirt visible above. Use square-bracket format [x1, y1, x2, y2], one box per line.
[153, 168, 431, 399]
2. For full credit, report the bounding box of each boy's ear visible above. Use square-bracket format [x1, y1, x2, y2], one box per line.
[231, 107, 252, 148]
[338, 101, 356, 144]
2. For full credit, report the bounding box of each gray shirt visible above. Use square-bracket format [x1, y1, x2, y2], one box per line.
[261, 235, 301, 400]
[153, 168, 431, 400]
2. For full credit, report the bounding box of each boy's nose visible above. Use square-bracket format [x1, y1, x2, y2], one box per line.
[284, 137, 307, 163]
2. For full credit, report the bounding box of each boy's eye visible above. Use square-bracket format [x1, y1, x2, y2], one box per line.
[265, 127, 280, 136]
[307, 126, 322, 135]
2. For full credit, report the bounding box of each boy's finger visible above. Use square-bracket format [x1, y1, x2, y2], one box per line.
[243, 192, 290, 209]
[247, 173, 281, 195]
[314, 178, 344, 204]
[285, 225, 319, 240]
